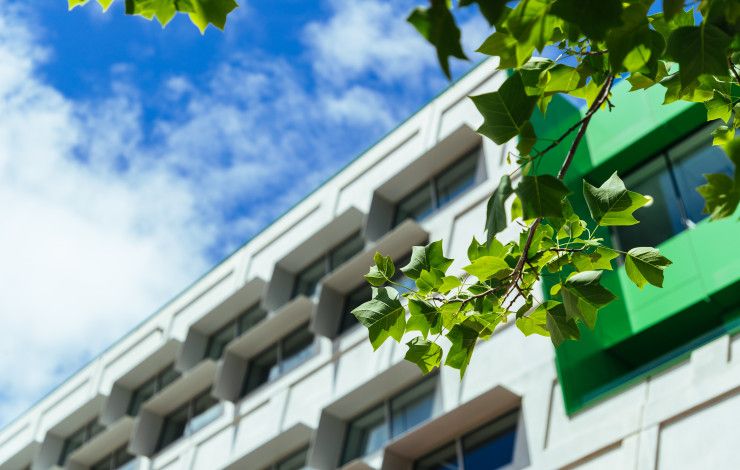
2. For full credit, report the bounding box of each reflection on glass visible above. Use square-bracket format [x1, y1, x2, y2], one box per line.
[158, 406, 189, 451]
[394, 184, 435, 226]
[670, 142, 734, 223]
[462, 413, 517, 470]
[415, 443, 459, 470]
[243, 345, 280, 395]
[187, 396, 221, 436]
[342, 405, 389, 464]
[390, 378, 436, 437]
[436, 150, 479, 207]
[330, 232, 365, 269]
[293, 258, 326, 298]
[280, 327, 316, 375]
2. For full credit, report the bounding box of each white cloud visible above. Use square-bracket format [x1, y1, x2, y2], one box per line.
[304, 0, 435, 85]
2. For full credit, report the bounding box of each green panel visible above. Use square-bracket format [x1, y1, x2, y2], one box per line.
[532, 79, 740, 415]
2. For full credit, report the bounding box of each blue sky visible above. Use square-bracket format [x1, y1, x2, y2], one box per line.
[0, 0, 487, 425]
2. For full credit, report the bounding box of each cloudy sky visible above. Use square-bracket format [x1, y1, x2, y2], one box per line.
[0, 1, 487, 425]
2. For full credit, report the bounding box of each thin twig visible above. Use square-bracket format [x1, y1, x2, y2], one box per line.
[729, 56, 740, 86]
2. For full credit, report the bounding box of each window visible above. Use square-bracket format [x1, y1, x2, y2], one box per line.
[205, 303, 267, 360]
[415, 411, 518, 470]
[394, 147, 481, 227]
[292, 232, 365, 299]
[58, 419, 105, 465]
[90, 445, 135, 470]
[391, 252, 416, 293]
[342, 377, 438, 464]
[613, 132, 734, 251]
[241, 324, 317, 397]
[127, 364, 180, 416]
[157, 390, 221, 452]
[264, 447, 309, 470]
[338, 284, 371, 335]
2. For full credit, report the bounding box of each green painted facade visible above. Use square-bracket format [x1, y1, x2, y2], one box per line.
[532, 80, 740, 415]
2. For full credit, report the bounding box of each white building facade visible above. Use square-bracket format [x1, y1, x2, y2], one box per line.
[2, 59, 740, 470]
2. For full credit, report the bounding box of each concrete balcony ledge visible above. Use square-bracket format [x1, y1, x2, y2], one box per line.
[66, 416, 134, 468]
[224, 422, 312, 470]
[141, 360, 217, 416]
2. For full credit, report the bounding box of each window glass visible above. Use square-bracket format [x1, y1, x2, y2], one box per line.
[390, 378, 436, 437]
[158, 405, 189, 451]
[394, 184, 434, 226]
[60, 428, 86, 464]
[330, 232, 365, 269]
[670, 142, 734, 223]
[128, 378, 156, 416]
[436, 150, 479, 207]
[206, 323, 237, 360]
[293, 258, 326, 298]
[276, 448, 309, 470]
[280, 326, 316, 375]
[462, 415, 517, 470]
[187, 394, 221, 435]
[114, 447, 135, 469]
[238, 304, 267, 334]
[89, 421, 105, 440]
[91, 454, 114, 470]
[243, 345, 280, 395]
[159, 365, 180, 389]
[342, 404, 389, 464]
[613, 156, 682, 251]
[339, 285, 371, 335]
[415, 443, 459, 470]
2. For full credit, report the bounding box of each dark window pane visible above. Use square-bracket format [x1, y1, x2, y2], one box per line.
[281, 326, 316, 374]
[462, 413, 517, 470]
[187, 393, 221, 435]
[293, 258, 326, 298]
[670, 141, 734, 223]
[435, 149, 479, 207]
[339, 285, 371, 335]
[243, 346, 279, 396]
[390, 378, 436, 437]
[91, 454, 114, 470]
[238, 304, 267, 334]
[206, 322, 237, 360]
[114, 447, 135, 469]
[415, 443, 459, 470]
[128, 378, 156, 416]
[330, 232, 365, 269]
[342, 405, 389, 463]
[89, 421, 105, 440]
[158, 406, 189, 451]
[613, 156, 684, 251]
[276, 448, 308, 470]
[394, 183, 434, 227]
[159, 365, 180, 390]
[60, 428, 87, 464]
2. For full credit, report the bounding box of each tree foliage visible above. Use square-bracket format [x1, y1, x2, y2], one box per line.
[75, 0, 739, 377]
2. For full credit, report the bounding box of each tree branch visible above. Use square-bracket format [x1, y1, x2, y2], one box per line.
[729, 56, 740, 86]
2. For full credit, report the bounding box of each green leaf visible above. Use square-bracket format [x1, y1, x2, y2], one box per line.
[516, 302, 551, 337]
[667, 25, 732, 89]
[485, 175, 513, 241]
[365, 252, 395, 287]
[445, 320, 480, 377]
[471, 72, 538, 146]
[352, 287, 406, 350]
[460, 0, 508, 26]
[405, 337, 443, 374]
[543, 64, 585, 94]
[123, 0, 238, 32]
[625, 247, 673, 289]
[407, 299, 442, 338]
[561, 271, 616, 329]
[463, 256, 510, 280]
[663, 0, 685, 20]
[545, 302, 580, 347]
[550, 0, 623, 42]
[415, 269, 442, 294]
[605, 4, 665, 76]
[401, 240, 453, 280]
[477, 31, 534, 69]
[515, 175, 571, 220]
[439, 276, 462, 294]
[572, 247, 619, 272]
[583, 172, 650, 226]
[69, 0, 114, 11]
[697, 173, 740, 219]
[408, 0, 467, 79]
[468, 236, 508, 262]
[505, 0, 561, 50]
